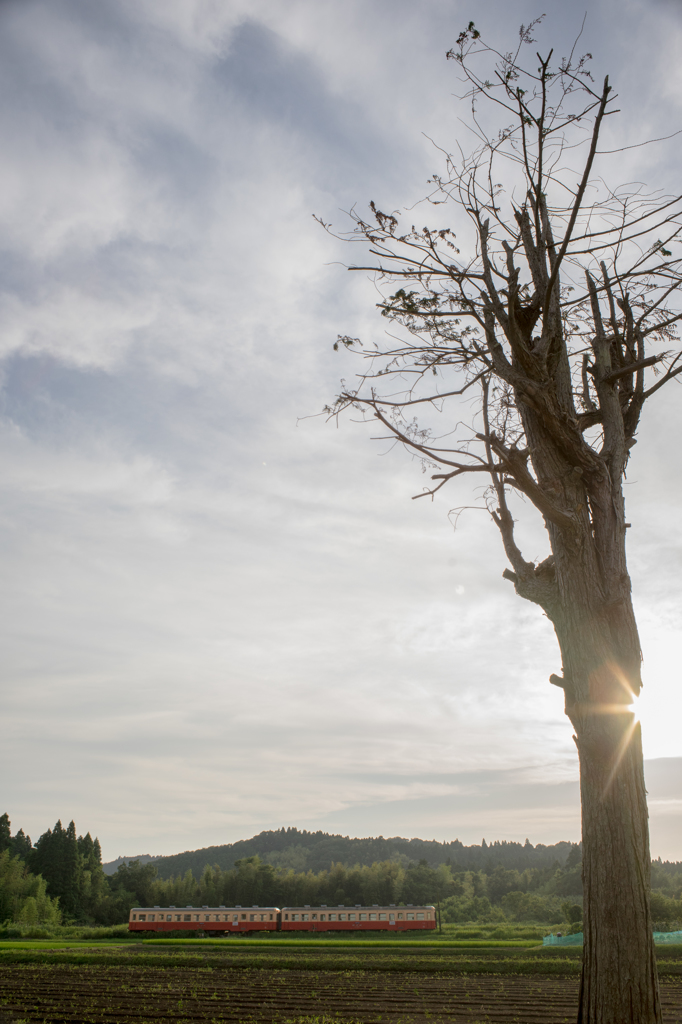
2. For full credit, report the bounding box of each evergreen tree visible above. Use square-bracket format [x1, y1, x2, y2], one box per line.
[30, 820, 83, 919]
[10, 829, 32, 861]
[0, 814, 11, 854]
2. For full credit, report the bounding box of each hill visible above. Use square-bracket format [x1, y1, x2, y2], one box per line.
[101, 854, 158, 876]
[104, 827, 577, 880]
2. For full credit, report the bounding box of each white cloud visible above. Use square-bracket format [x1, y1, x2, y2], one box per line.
[1, 0, 681, 861]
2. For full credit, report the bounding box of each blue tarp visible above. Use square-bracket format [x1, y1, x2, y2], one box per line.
[543, 932, 583, 946]
[543, 931, 682, 947]
[653, 931, 682, 944]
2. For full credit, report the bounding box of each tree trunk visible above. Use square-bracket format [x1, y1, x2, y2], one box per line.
[513, 372, 662, 1022]
[575, 704, 660, 1023]
[552, 578, 661, 1024]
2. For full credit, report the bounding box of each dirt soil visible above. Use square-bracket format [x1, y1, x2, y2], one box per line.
[1, 965, 682, 1024]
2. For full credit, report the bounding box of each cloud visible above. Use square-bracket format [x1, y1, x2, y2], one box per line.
[1, 0, 682, 861]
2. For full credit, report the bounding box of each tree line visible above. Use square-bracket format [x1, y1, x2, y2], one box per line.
[3, 813, 682, 929]
[147, 827, 577, 880]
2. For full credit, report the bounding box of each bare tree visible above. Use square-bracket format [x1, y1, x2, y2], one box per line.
[319, 20, 682, 1024]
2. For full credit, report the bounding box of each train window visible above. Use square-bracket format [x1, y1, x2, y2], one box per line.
[132, 914, 137, 921]
[397, 913, 403, 920]
[407, 913, 415, 920]
[292, 914, 299, 921]
[241, 914, 246, 920]
[194, 915, 200, 922]
[417, 913, 425, 920]
[369, 914, 376, 921]
[269, 914, 273, 920]
[260, 914, 265, 921]
[379, 914, 387, 920]
[167, 915, 172, 922]
[359, 914, 367, 921]
[348, 914, 355, 921]
[175, 915, 181, 922]
[338, 914, 345, 921]
[204, 915, 210, 922]
[284, 914, 289, 920]
[302, 914, 309, 921]
[312, 914, 317, 920]
[139, 914, 146, 921]
[184, 914, 191, 922]
[149, 915, 155, 922]
[320, 914, 326, 921]
[389, 914, 395, 921]
[329, 914, 336, 921]
[249, 914, 255, 921]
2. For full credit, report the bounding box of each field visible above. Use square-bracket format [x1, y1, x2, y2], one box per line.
[2, 944, 682, 1023]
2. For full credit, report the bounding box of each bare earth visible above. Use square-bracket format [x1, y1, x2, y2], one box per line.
[2, 966, 682, 1024]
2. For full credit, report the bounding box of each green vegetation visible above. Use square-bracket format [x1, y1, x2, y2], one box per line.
[2, 815, 681, 936]
[0, 850, 61, 927]
[0, 943, 588, 974]
[143, 827, 577, 879]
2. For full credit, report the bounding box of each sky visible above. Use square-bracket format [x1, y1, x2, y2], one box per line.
[2, 0, 682, 862]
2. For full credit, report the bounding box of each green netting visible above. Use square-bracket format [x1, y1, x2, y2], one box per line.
[544, 931, 682, 947]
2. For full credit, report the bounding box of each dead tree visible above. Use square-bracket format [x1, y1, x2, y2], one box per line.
[320, 20, 682, 1024]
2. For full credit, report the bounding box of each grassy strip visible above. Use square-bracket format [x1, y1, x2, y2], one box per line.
[0, 923, 546, 942]
[0, 938, 540, 951]
[0, 945, 579, 972]
[1, 943, 680, 977]
[141, 938, 540, 949]
[0, 951, 582, 975]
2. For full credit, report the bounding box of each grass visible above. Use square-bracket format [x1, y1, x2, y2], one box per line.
[0, 921, 545, 944]
[3, 942, 682, 979]
[0, 924, 130, 941]
[0, 944, 586, 975]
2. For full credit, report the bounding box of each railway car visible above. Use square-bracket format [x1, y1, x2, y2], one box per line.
[280, 905, 436, 932]
[128, 904, 437, 933]
[128, 906, 279, 933]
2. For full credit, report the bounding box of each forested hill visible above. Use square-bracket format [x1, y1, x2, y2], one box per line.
[114, 827, 577, 880]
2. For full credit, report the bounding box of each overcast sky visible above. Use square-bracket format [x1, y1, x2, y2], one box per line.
[2, 0, 682, 863]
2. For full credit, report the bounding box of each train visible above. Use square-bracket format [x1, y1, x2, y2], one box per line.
[129, 903, 437, 933]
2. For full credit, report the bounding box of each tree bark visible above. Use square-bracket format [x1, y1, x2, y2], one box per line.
[517, 399, 661, 1023]
[549, 544, 661, 1022]
[575, 709, 660, 1023]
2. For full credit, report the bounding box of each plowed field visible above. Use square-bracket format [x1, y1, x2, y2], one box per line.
[1, 965, 682, 1024]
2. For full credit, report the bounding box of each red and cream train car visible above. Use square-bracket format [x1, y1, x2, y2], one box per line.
[128, 904, 436, 933]
[129, 906, 279, 933]
[280, 905, 436, 931]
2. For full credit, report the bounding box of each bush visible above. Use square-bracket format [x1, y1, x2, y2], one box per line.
[0, 850, 61, 926]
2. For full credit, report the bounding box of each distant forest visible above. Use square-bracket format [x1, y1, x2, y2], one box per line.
[3, 817, 682, 929]
[111, 827, 578, 879]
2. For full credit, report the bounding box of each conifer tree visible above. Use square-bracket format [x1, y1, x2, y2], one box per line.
[0, 814, 11, 854]
[11, 829, 32, 861]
